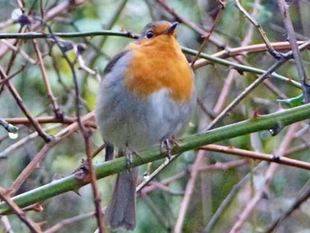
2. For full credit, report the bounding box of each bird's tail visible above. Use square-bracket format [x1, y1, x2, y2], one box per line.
[106, 168, 138, 230]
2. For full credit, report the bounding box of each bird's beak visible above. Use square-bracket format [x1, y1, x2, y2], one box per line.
[166, 22, 178, 35]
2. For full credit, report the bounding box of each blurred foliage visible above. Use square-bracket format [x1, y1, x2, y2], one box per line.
[0, 0, 309, 233]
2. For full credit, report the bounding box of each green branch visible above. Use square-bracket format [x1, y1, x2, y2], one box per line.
[0, 30, 303, 88]
[0, 31, 139, 40]
[0, 103, 309, 215]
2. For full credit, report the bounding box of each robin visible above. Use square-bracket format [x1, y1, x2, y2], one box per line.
[96, 21, 195, 230]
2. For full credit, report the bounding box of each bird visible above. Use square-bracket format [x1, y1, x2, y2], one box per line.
[95, 21, 196, 230]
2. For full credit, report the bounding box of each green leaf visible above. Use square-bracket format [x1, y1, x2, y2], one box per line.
[277, 93, 304, 108]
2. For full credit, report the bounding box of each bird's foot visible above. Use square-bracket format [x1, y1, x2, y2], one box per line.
[122, 148, 143, 171]
[119, 149, 132, 170]
[160, 135, 179, 160]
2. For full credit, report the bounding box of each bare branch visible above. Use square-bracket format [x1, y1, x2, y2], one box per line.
[0, 187, 42, 233]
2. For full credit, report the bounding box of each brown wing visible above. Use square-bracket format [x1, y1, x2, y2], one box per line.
[103, 50, 128, 75]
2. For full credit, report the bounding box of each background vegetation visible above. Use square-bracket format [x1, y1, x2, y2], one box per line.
[0, 0, 309, 233]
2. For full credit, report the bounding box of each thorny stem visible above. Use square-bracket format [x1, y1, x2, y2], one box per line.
[0, 103, 309, 214]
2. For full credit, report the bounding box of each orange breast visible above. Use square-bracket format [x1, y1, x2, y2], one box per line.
[125, 36, 194, 103]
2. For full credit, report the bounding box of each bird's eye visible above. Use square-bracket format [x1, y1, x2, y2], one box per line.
[145, 31, 154, 39]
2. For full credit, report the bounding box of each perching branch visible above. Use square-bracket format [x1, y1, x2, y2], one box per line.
[0, 103, 309, 215]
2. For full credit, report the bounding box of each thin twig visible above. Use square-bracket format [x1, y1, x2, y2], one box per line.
[285, 143, 310, 156]
[228, 123, 299, 233]
[199, 144, 310, 170]
[192, 41, 309, 71]
[213, 0, 260, 113]
[191, 5, 224, 67]
[0, 187, 41, 233]
[197, 98, 216, 119]
[140, 160, 247, 196]
[0, 118, 18, 134]
[174, 151, 206, 233]
[46, 23, 105, 232]
[264, 185, 310, 233]
[0, 31, 138, 40]
[84, 0, 129, 74]
[183, 46, 302, 89]
[0, 19, 13, 30]
[143, 197, 170, 229]
[83, 135, 106, 233]
[276, 0, 309, 103]
[0, 124, 62, 160]
[204, 41, 310, 131]
[0, 63, 28, 86]
[0, 216, 14, 233]
[4, 116, 95, 126]
[136, 154, 181, 193]
[0, 0, 89, 58]
[234, 0, 283, 59]
[9, 113, 94, 195]
[210, 41, 307, 59]
[45, 212, 96, 233]
[0, 65, 51, 142]
[155, 0, 226, 49]
[0, 39, 36, 64]
[32, 39, 63, 119]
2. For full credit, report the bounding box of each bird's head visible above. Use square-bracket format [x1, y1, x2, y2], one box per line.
[138, 21, 178, 41]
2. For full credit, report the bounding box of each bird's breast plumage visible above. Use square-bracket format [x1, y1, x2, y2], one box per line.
[125, 35, 194, 103]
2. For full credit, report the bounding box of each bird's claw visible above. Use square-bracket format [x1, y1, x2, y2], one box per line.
[160, 136, 179, 160]
[124, 151, 133, 170]
[123, 148, 142, 170]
